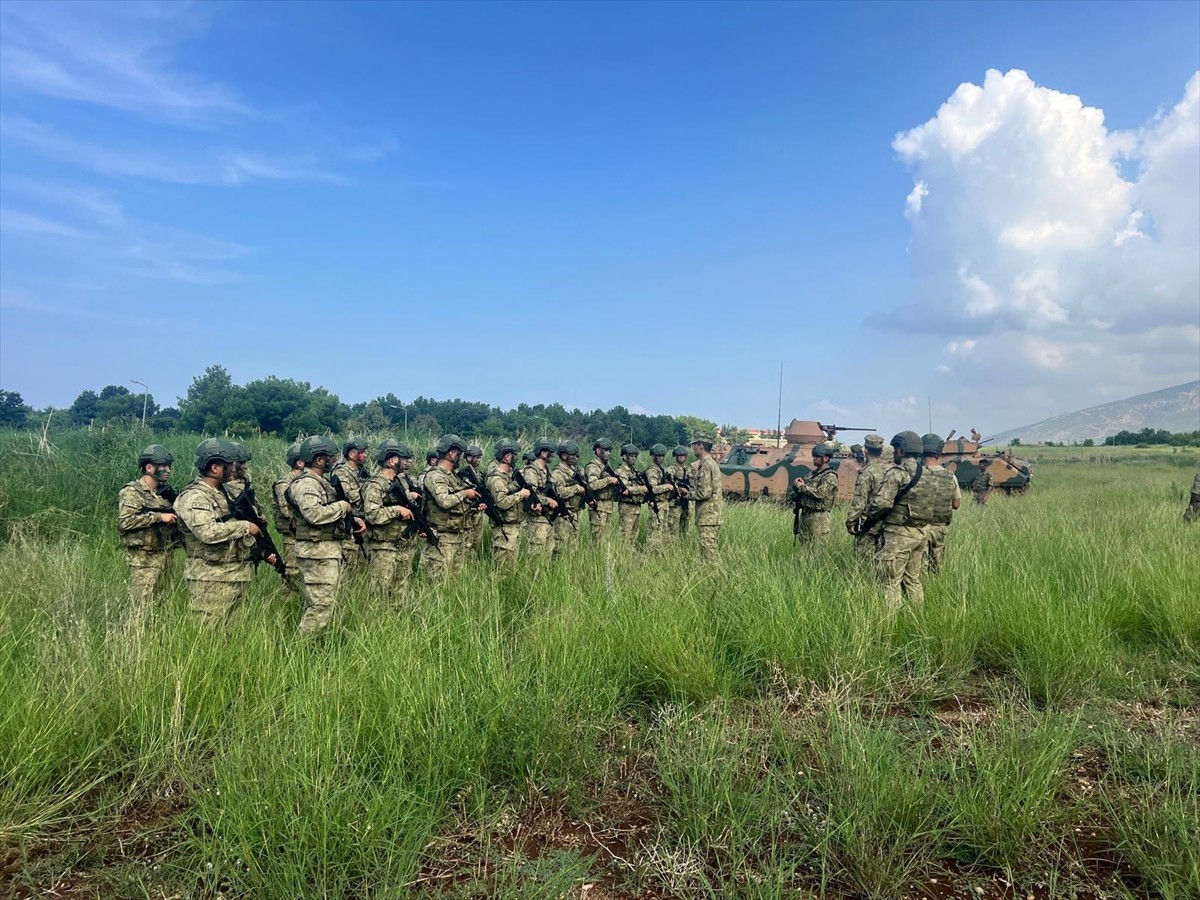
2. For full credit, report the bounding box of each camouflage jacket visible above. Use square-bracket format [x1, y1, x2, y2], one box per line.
[485, 460, 526, 525]
[521, 461, 554, 507]
[424, 463, 475, 532]
[584, 459, 618, 504]
[868, 458, 941, 531]
[362, 471, 413, 544]
[689, 456, 724, 526]
[286, 471, 347, 558]
[925, 465, 961, 526]
[174, 478, 254, 578]
[971, 470, 992, 493]
[615, 461, 649, 503]
[643, 462, 673, 505]
[549, 461, 587, 513]
[271, 470, 303, 537]
[117, 478, 180, 551]
[846, 457, 890, 533]
[667, 462, 690, 506]
[330, 461, 368, 515]
[791, 465, 839, 513]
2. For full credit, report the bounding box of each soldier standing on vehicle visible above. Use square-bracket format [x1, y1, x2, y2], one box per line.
[462, 444, 487, 557]
[331, 439, 370, 574]
[485, 439, 532, 570]
[921, 433, 961, 573]
[549, 440, 587, 557]
[362, 441, 418, 601]
[614, 444, 649, 545]
[522, 438, 558, 558]
[117, 444, 181, 631]
[584, 438, 620, 543]
[666, 445, 691, 537]
[643, 444, 674, 549]
[845, 434, 890, 563]
[174, 439, 258, 628]
[270, 442, 305, 593]
[865, 431, 940, 611]
[422, 434, 485, 580]
[689, 434, 724, 559]
[971, 460, 993, 505]
[287, 436, 361, 634]
[789, 442, 840, 546]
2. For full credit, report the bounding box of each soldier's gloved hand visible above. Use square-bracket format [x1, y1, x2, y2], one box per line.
[160, 513, 177, 524]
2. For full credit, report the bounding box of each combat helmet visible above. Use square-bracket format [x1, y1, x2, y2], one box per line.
[194, 438, 237, 473]
[343, 438, 368, 456]
[921, 433, 944, 456]
[593, 437, 613, 451]
[890, 431, 923, 456]
[672, 445, 689, 457]
[138, 444, 174, 467]
[285, 441, 304, 467]
[494, 438, 520, 461]
[435, 434, 467, 457]
[228, 442, 251, 463]
[558, 440, 580, 457]
[522, 449, 537, 463]
[534, 438, 555, 455]
[620, 443, 639, 457]
[811, 442, 835, 459]
[375, 440, 407, 466]
[650, 443, 668, 457]
[300, 435, 339, 465]
[465, 444, 484, 459]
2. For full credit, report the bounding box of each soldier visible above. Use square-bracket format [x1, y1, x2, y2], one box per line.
[845, 434, 891, 563]
[270, 442, 305, 593]
[642, 444, 674, 549]
[521, 439, 559, 558]
[461, 444, 487, 557]
[614, 444, 649, 545]
[1183, 471, 1200, 523]
[584, 438, 620, 542]
[689, 434, 724, 558]
[864, 431, 941, 611]
[362, 441, 419, 600]
[971, 460, 993, 505]
[421, 449, 439, 486]
[789, 442, 840, 546]
[223, 443, 253, 505]
[287, 436, 361, 634]
[485, 439, 533, 570]
[550, 440, 588, 557]
[851, 444, 866, 465]
[117, 444, 181, 631]
[921, 433, 961, 574]
[422, 434, 485, 580]
[174, 439, 258, 628]
[666, 445, 691, 537]
[331, 438, 370, 572]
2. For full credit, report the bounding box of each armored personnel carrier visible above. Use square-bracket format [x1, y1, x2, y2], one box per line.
[935, 430, 1032, 494]
[719, 420, 873, 501]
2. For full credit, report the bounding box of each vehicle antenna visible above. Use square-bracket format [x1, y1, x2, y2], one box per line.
[776, 362, 783, 449]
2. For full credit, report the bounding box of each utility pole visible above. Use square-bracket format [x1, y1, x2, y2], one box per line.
[615, 421, 634, 446]
[385, 403, 407, 437]
[130, 379, 149, 427]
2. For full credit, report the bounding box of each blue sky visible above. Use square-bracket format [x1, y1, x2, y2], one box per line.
[2, 0, 1197, 436]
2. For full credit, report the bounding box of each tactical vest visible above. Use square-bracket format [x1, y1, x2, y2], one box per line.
[423, 467, 472, 531]
[884, 460, 939, 527]
[176, 480, 251, 564]
[117, 480, 177, 550]
[288, 472, 345, 542]
[797, 468, 839, 512]
[364, 474, 410, 543]
[272, 475, 297, 535]
[926, 468, 959, 525]
[486, 466, 524, 526]
[584, 460, 616, 503]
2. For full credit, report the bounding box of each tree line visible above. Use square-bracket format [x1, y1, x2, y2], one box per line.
[0, 365, 720, 448]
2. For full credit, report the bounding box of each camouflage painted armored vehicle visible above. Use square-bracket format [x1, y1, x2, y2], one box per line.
[719, 420, 873, 501]
[935, 430, 1032, 494]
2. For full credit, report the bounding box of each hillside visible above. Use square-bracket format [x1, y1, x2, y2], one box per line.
[989, 381, 1200, 444]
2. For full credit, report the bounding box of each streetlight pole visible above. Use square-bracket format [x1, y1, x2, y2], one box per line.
[385, 403, 408, 438]
[130, 379, 149, 427]
[615, 421, 633, 445]
[532, 415, 550, 439]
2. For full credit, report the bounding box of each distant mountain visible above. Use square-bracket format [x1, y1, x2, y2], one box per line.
[989, 381, 1200, 444]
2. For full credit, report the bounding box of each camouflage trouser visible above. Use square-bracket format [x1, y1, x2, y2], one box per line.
[617, 502, 642, 545]
[666, 503, 689, 537]
[972, 491, 988, 506]
[125, 549, 170, 631]
[297, 555, 343, 634]
[925, 524, 949, 574]
[186, 578, 249, 629]
[365, 542, 416, 604]
[421, 529, 466, 581]
[795, 511, 831, 546]
[1184, 500, 1199, 524]
[588, 503, 614, 543]
[552, 515, 579, 558]
[491, 523, 522, 570]
[853, 530, 882, 565]
[875, 527, 928, 610]
[342, 539, 367, 578]
[281, 536, 302, 593]
[643, 504, 669, 550]
[467, 514, 486, 557]
[696, 524, 720, 559]
[526, 517, 555, 558]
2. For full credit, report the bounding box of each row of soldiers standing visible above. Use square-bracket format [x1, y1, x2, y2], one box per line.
[116, 432, 725, 635]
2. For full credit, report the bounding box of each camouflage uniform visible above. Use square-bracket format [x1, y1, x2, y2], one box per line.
[846, 455, 891, 563]
[362, 471, 419, 601]
[641, 460, 674, 549]
[790, 465, 839, 545]
[174, 479, 255, 627]
[271, 470, 304, 592]
[422, 464, 476, 580]
[1185, 472, 1200, 524]
[549, 460, 587, 556]
[521, 460, 556, 557]
[460, 460, 488, 557]
[485, 459, 526, 570]
[584, 454, 618, 542]
[971, 468, 993, 505]
[288, 470, 349, 634]
[331, 460, 368, 572]
[117, 478, 180, 627]
[614, 460, 649, 545]
[924, 464, 961, 574]
[868, 454, 940, 610]
[666, 458, 691, 536]
[689, 454, 724, 558]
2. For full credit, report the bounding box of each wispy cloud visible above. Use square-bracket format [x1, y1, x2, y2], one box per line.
[0, 207, 93, 238]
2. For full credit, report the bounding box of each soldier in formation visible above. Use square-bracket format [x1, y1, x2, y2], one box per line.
[116, 444, 180, 631]
[790, 442, 839, 546]
[462, 444, 487, 557]
[270, 442, 305, 593]
[921, 433, 961, 573]
[361, 441, 419, 600]
[522, 439, 558, 557]
[331, 439, 369, 573]
[614, 443, 650, 544]
[549, 440, 588, 557]
[485, 439, 533, 570]
[584, 438, 620, 542]
[845, 434, 890, 563]
[421, 434, 484, 580]
[642, 444, 674, 549]
[688, 434, 723, 558]
[666, 445, 691, 536]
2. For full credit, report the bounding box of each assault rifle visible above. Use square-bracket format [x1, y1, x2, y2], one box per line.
[329, 473, 367, 557]
[572, 470, 599, 510]
[384, 475, 440, 548]
[157, 483, 178, 504]
[542, 472, 576, 524]
[512, 467, 554, 519]
[663, 471, 690, 510]
[456, 466, 504, 527]
[225, 484, 287, 580]
[639, 468, 660, 514]
[605, 463, 643, 504]
[850, 461, 924, 536]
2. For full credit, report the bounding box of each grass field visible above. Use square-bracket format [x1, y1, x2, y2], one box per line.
[1, 427, 1197, 899]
